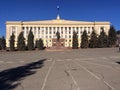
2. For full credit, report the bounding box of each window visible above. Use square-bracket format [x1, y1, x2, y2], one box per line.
[42, 30, 44, 34]
[69, 35, 71, 38]
[34, 27, 36, 30]
[65, 30, 67, 34]
[46, 27, 48, 30]
[88, 30, 90, 34]
[69, 27, 71, 30]
[65, 27, 67, 30]
[100, 27, 105, 31]
[11, 26, 16, 34]
[26, 27, 29, 30]
[76, 27, 79, 30]
[61, 30, 63, 34]
[65, 35, 67, 38]
[38, 30, 40, 34]
[49, 30, 52, 34]
[73, 27, 75, 30]
[30, 27, 32, 30]
[54, 31, 56, 34]
[69, 31, 71, 34]
[49, 27, 52, 30]
[46, 30, 48, 34]
[80, 30, 82, 34]
[61, 27, 63, 30]
[22, 27, 25, 30]
[57, 27, 59, 30]
[53, 27, 56, 30]
[38, 27, 40, 30]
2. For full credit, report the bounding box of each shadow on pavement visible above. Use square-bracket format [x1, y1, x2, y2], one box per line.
[116, 62, 120, 64]
[0, 59, 46, 90]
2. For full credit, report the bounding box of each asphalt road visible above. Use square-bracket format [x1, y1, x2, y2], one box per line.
[0, 48, 120, 90]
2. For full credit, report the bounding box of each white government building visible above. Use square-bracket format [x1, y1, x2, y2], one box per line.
[6, 15, 110, 48]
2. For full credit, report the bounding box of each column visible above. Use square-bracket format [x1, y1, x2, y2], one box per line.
[86, 27, 88, 34]
[10, 27, 12, 36]
[24, 27, 27, 39]
[67, 27, 69, 38]
[48, 27, 49, 39]
[36, 27, 38, 39]
[40, 27, 42, 38]
[43, 27, 46, 38]
[78, 27, 80, 38]
[63, 27, 65, 38]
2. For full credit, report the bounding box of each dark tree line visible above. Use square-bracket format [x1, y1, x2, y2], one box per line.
[72, 26, 117, 49]
[0, 25, 117, 51]
[9, 30, 44, 51]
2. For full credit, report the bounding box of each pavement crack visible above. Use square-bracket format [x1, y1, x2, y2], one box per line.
[64, 70, 70, 76]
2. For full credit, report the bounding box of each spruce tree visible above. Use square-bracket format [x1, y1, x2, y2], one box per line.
[1, 36, 6, 50]
[72, 31, 78, 49]
[35, 39, 39, 49]
[81, 30, 89, 48]
[89, 30, 98, 48]
[17, 32, 26, 51]
[108, 26, 117, 47]
[98, 30, 108, 48]
[38, 38, 44, 50]
[10, 33, 15, 51]
[27, 30, 34, 50]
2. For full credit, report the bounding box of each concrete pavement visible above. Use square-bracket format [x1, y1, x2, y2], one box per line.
[0, 48, 120, 90]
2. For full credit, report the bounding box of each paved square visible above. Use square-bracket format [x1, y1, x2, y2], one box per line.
[0, 48, 120, 90]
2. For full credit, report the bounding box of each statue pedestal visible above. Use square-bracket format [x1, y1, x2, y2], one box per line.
[46, 38, 71, 51]
[52, 38, 64, 49]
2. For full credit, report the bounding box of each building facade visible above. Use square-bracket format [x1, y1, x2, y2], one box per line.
[6, 16, 110, 48]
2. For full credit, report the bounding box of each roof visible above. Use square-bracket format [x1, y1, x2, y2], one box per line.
[6, 19, 110, 25]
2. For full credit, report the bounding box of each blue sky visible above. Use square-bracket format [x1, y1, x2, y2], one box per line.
[0, 0, 120, 37]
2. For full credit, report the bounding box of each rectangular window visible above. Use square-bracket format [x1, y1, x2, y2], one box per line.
[69, 27, 71, 30]
[22, 27, 25, 30]
[65, 30, 67, 34]
[42, 30, 44, 34]
[30, 27, 32, 30]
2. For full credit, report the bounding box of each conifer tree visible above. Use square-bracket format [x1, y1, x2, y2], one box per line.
[35, 39, 39, 48]
[81, 30, 89, 48]
[108, 26, 117, 47]
[89, 30, 98, 48]
[10, 33, 15, 51]
[27, 30, 34, 50]
[72, 31, 78, 49]
[38, 38, 44, 50]
[98, 30, 108, 48]
[17, 32, 26, 51]
[1, 36, 6, 50]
